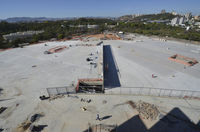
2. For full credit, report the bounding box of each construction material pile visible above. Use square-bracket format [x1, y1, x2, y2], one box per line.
[44, 46, 68, 54]
[89, 124, 117, 132]
[136, 100, 160, 120]
[0, 107, 7, 114]
[49, 94, 65, 101]
[169, 54, 198, 66]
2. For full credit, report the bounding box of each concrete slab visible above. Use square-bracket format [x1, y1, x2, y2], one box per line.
[0, 36, 200, 131]
[103, 37, 200, 91]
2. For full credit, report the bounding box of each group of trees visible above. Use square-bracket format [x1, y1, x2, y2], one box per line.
[132, 13, 177, 22]
[0, 18, 115, 48]
[119, 13, 177, 22]
[0, 17, 200, 49]
[114, 22, 200, 41]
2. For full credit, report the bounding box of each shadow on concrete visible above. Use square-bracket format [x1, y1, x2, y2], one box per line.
[103, 45, 121, 88]
[0, 88, 3, 94]
[116, 107, 200, 132]
[116, 115, 146, 132]
[100, 115, 112, 121]
[0, 98, 15, 102]
[30, 125, 48, 132]
[198, 121, 200, 127]
[83, 107, 200, 132]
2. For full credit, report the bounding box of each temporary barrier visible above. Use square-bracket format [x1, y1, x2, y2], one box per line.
[46, 86, 76, 97]
[105, 87, 200, 99]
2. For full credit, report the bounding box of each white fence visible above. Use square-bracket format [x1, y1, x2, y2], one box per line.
[46, 86, 76, 97]
[46, 86, 200, 99]
[105, 87, 200, 99]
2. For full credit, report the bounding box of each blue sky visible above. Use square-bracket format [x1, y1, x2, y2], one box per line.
[0, 0, 200, 19]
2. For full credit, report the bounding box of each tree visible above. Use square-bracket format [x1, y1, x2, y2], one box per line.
[57, 33, 64, 40]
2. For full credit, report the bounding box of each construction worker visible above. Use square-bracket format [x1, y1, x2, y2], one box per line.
[96, 114, 100, 121]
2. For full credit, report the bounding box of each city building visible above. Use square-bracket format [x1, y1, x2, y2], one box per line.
[194, 15, 200, 21]
[161, 9, 166, 14]
[69, 25, 99, 29]
[171, 16, 187, 26]
[107, 25, 116, 28]
[148, 20, 170, 24]
[171, 17, 179, 26]
[3, 30, 44, 41]
[188, 18, 195, 25]
[179, 17, 186, 25]
[185, 12, 192, 21]
[78, 25, 87, 28]
[87, 25, 99, 29]
[195, 22, 200, 25]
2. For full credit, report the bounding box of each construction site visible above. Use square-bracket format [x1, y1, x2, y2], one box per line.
[0, 33, 200, 132]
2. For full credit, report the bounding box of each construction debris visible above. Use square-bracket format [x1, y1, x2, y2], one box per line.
[81, 98, 92, 103]
[125, 100, 159, 120]
[152, 74, 157, 78]
[39, 95, 49, 100]
[30, 113, 44, 123]
[169, 54, 198, 66]
[83, 34, 120, 41]
[76, 78, 104, 93]
[29, 125, 47, 132]
[126, 101, 136, 109]
[86, 57, 93, 61]
[81, 107, 87, 111]
[0, 107, 7, 114]
[18, 121, 32, 131]
[67, 94, 79, 99]
[102, 100, 107, 104]
[87, 124, 117, 132]
[44, 46, 68, 54]
[17, 113, 45, 131]
[49, 95, 65, 101]
[136, 100, 160, 120]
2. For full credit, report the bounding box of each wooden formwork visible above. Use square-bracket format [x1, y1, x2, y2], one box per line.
[168, 54, 198, 66]
[76, 78, 104, 92]
[48, 46, 68, 53]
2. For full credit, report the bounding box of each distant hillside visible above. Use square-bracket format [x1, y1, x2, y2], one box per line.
[2, 17, 116, 23]
[119, 13, 178, 22]
[2, 17, 74, 23]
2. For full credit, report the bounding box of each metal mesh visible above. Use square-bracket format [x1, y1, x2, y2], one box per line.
[105, 87, 200, 99]
[46, 86, 76, 96]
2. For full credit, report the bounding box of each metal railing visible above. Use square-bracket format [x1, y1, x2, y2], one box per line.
[105, 87, 200, 99]
[46, 86, 76, 97]
[46, 86, 200, 99]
